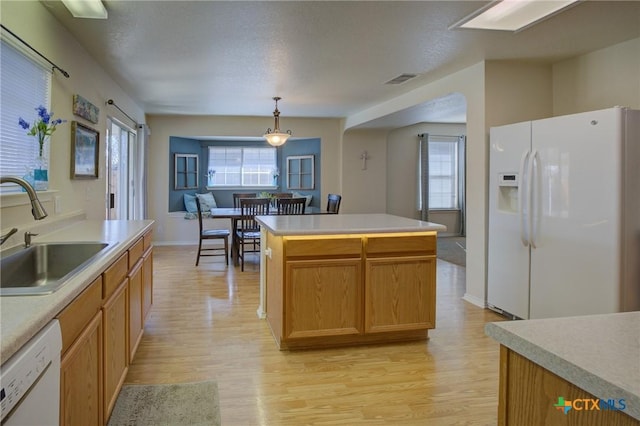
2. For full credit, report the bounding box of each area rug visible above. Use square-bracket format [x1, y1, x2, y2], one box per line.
[437, 236, 466, 267]
[107, 381, 221, 426]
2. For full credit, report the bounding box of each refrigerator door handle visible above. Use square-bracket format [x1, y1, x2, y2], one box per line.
[519, 151, 531, 247]
[530, 150, 541, 249]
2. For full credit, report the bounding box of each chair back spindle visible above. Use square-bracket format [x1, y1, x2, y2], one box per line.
[326, 194, 342, 213]
[277, 197, 306, 215]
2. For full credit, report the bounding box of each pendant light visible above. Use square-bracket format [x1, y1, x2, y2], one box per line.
[263, 97, 292, 147]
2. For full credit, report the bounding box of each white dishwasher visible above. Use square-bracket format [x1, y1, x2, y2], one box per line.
[0, 320, 62, 426]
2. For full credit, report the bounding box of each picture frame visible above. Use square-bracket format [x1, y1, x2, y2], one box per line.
[72, 94, 100, 124]
[71, 121, 99, 179]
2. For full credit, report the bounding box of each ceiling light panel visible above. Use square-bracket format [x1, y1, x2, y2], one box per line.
[451, 0, 579, 32]
[61, 0, 108, 19]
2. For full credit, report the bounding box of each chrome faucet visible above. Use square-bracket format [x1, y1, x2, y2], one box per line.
[0, 176, 48, 220]
[0, 228, 18, 246]
[24, 231, 38, 248]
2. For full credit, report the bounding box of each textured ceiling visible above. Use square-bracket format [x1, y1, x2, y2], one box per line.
[41, 1, 640, 129]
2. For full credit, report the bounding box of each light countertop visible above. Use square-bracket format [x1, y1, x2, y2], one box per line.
[485, 312, 640, 421]
[255, 213, 446, 236]
[0, 219, 153, 363]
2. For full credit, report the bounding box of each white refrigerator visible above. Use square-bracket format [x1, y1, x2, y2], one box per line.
[487, 107, 640, 319]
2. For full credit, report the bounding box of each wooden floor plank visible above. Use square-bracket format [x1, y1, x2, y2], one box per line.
[125, 246, 505, 425]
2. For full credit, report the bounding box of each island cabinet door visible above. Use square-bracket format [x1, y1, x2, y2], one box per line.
[364, 255, 436, 333]
[284, 258, 363, 340]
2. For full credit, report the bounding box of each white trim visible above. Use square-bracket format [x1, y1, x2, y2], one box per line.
[462, 293, 486, 308]
[0, 189, 57, 207]
[0, 32, 52, 72]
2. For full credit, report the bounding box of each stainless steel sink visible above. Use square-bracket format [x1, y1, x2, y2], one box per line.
[0, 242, 115, 296]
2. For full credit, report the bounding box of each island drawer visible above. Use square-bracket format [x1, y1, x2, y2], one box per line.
[285, 237, 362, 258]
[366, 234, 436, 256]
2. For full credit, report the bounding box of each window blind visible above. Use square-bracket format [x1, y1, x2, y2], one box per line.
[208, 146, 276, 187]
[0, 39, 51, 189]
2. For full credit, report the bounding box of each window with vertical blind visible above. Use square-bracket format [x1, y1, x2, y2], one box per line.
[428, 140, 459, 209]
[0, 39, 52, 190]
[418, 136, 460, 210]
[207, 146, 276, 187]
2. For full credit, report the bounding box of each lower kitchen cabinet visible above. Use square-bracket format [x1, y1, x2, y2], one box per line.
[265, 231, 438, 349]
[285, 258, 363, 339]
[103, 280, 128, 420]
[499, 346, 639, 426]
[142, 247, 153, 321]
[365, 255, 436, 333]
[58, 277, 103, 426]
[55, 226, 154, 425]
[128, 259, 144, 362]
[60, 312, 103, 426]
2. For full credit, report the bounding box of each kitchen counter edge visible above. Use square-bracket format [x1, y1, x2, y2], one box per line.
[0, 219, 154, 364]
[485, 312, 640, 421]
[256, 213, 446, 236]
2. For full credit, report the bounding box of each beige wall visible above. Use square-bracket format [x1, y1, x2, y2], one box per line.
[386, 122, 466, 219]
[344, 63, 489, 307]
[553, 38, 640, 115]
[0, 1, 144, 246]
[340, 130, 387, 214]
[145, 115, 343, 243]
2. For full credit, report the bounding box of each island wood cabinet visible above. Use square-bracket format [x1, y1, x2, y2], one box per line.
[365, 235, 436, 333]
[498, 346, 639, 426]
[56, 228, 153, 426]
[266, 231, 437, 349]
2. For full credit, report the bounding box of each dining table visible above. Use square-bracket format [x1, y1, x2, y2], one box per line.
[210, 206, 333, 266]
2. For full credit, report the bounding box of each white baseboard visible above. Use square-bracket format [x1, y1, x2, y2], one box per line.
[153, 240, 198, 246]
[462, 293, 486, 308]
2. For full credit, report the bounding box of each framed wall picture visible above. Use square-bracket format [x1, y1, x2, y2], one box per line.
[71, 121, 99, 179]
[72, 94, 100, 124]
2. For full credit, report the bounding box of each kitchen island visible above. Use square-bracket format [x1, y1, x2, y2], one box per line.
[485, 312, 640, 425]
[255, 213, 446, 350]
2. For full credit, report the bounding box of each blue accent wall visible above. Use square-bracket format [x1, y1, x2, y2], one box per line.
[169, 137, 201, 212]
[281, 138, 321, 207]
[169, 137, 321, 211]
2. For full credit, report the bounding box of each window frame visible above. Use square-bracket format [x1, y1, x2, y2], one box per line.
[428, 140, 459, 210]
[206, 146, 278, 189]
[0, 38, 52, 193]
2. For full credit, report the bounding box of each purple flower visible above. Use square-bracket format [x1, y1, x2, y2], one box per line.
[18, 106, 66, 155]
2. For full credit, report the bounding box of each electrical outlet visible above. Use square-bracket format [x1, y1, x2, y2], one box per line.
[54, 196, 62, 214]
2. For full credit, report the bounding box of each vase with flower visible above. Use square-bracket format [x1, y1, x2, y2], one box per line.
[19, 105, 66, 191]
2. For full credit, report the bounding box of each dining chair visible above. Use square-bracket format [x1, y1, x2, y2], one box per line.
[277, 197, 306, 215]
[235, 198, 270, 271]
[233, 193, 257, 208]
[195, 197, 230, 266]
[326, 193, 342, 213]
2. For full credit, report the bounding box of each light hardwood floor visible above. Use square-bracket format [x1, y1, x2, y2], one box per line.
[125, 246, 505, 425]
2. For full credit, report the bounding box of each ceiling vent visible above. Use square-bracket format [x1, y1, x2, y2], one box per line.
[385, 73, 418, 85]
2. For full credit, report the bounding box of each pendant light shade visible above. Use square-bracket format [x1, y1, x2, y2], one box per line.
[264, 97, 292, 147]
